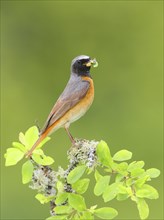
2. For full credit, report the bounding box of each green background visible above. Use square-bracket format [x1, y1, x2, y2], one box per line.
[1, 1, 163, 219]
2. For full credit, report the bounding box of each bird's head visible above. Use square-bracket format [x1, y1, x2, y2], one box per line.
[71, 55, 98, 77]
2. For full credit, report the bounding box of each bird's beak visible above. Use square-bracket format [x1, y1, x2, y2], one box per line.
[85, 58, 98, 68]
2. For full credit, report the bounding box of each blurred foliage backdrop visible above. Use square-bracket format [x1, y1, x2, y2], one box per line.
[1, 1, 163, 219]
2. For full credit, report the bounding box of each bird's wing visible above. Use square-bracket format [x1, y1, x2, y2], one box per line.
[40, 76, 90, 134]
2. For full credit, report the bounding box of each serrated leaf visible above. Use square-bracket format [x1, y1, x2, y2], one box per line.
[103, 183, 119, 202]
[128, 161, 145, 171]
[137, 198, 149, 219]
[67, 165, 86, 184]
[94, 176, 110, 196]
[113, 150, 132, 161]
[5, 148, 24, 166]
[72, 178, 90, 194]
[94, 207, 118, 219]
[68, 193, 86, 211]
[35, 193, 54, 204]
[22, 160, 34, 184]
[55, 192, 68, 205]
[146, 168, 160, 178]
[32, 153, 54, 165]
[96, 141, 113, 167]
[12, 142, 26, 152]
[136, 184, 159, 199]
[54, 205, 72, 214]
[131, 168, 145, 178]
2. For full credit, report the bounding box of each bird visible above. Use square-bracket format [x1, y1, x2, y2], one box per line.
[26, 55, 98, 157]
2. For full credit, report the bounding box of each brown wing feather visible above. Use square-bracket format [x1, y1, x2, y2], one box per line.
[40, 75, 90, 134]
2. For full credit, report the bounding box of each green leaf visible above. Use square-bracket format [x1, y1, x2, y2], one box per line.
[90, 205, 98, 212]
[146, 168, 160, 178]
[130, 168, 145, 178]
[5, 148, 24, 166]
[117, 193, 129, 201]
[20, 126, 50, 150]
[54, 205, 72, 214]
[135, 175, 150, 188]
[126, 178, 133, 186]
[128, 161, 145, 171]
[113, 150, 132, 161]
[32, 153, 54, 165]
[80, 211, 94, 220]
[118, 184, 128, 194]
[116, 162, 128, 176]
[115, 173, 124, 182]
[94, 176, 110, 196]
[110, 162, 118, 171]
[12, 142, 26, 152]
[37, 136, 51, 149]
[94, 207, 118, 219]
[55, 192, 68, 205]
[56, 181, 64, 193]
[72, 178, 90, 194]
[19, 132, 27, 146]
[67, 165, 86, 184]
[22, 160, 34, 184]
[137, 198, 149, 219]
[73, 213, 80, 219]
[25, 126, 39, 149]
[68, 193, 86, 211]
[136, 184, 159, 199]
[94, 169, 102, 182]
[35, 193, 54, 204]
[96, 141, 113, 167]
[103, 183, 119, 202]
[46, 215, 67, 220]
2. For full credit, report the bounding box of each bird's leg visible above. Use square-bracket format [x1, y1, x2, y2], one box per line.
[65, 127, 76, 145]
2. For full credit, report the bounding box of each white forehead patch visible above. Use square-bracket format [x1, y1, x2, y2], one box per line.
[72, 55, 90, 64]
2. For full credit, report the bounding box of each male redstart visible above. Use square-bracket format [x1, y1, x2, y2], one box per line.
[26, 55, 98, 157]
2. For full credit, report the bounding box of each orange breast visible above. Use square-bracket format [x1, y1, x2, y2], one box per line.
[63, 76, 94, 125]
[43, 76, 94, 136]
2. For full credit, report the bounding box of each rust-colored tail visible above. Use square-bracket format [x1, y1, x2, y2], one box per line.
[26, 119, 59, 158]
[25, 132, 48, 158]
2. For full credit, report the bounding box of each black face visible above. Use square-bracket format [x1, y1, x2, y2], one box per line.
[71, 55, 91, 77]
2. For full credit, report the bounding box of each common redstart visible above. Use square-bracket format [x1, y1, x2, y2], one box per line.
[26, 55, 98, 157]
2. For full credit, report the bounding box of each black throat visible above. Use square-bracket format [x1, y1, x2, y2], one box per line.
[72, 66, 91, 77]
